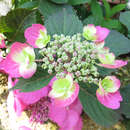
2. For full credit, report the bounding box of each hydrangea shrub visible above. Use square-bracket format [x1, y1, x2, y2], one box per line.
[0, 0, 130, 129]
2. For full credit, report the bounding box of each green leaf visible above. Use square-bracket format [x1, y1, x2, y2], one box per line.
[120, 11, 130, 32]
[98, 66, 117, 76]
[11, 68, 55, 92]
[38, 0, 75, 19]
[68, 0, 91, 5]
[79, 82, 121, 127]
[102, 0, 111, 18]
[110, 4, 126, 18]
[123, 119, 130, 130]
[0, 8, 36, 42]
[101, 19, 123, 32]
[19, 1, 39, 9]
[0, 8, 31, 33]
[50, 0, 68, 4]
[120, 84, 130, 118]
[105, 30, 130, 56]
[45, 8, 83, 36]
[91, 0, 103, 25]
[83, 15, 97, 25]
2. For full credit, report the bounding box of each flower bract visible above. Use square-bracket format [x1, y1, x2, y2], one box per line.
[96, 76, 123, 109]
[24, 24, 50, 48]
[1, 42, 37, 78]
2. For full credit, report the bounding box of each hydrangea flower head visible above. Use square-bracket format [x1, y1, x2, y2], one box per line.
[83, 24, 110, 43]
[2, 42, 37, 78]
[49, 73, 79, 107]
[8, 76, 49, 116]
[7, 77, 83, 130]
[24, 24, 50, 48]
[96, 76, 123, 109]
[98, 52, 127, 69]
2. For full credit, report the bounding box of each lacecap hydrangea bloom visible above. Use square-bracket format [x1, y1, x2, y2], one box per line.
[83, 24, 110, 44]
[7, 76, 83, 130]
[24, 24, 50, 48]
[2, 23, 128, 130]
[96, 76, 122, 109]
[0, 42, 37, 78]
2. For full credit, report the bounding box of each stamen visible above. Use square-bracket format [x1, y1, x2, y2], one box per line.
[27, 97, 50, 124]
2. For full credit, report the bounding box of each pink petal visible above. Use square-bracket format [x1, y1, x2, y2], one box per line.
[24, 24, 46, 48]
[60, 110, 79, 130]
[99, 60, 128, 69]
[51, 82, 79, 107]
[19, 126, 31, 130]
[14, 97, 27, 116]
[16, 86, 49, 105]
[1, 42, 29, 77]
[96, 26, 110, 43]
[72, 118, 83, 130]
[1, 57, 21, 77]
[9, 42, 29, 62]
[69, 98, 83, 115]
[48, 103, 67, 126]
[0, 39, 6, 48]
[96, 90, 123, 109]
[19, 62, 37, 79]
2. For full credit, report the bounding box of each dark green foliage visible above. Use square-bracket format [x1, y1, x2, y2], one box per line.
[79, 82, 121, 127]
[38, 0, 75, 19]
[68, 0, 91, 5]
[45, 8, 83, 36]
[120, 84, 130, 118]
[19, 1, 39, 9]
[105, 30, 130, 56]
[120, 11, 130, 33]
[11, 68, 55, 92]
[91, 0, 103, 25]
[50, 0, 68, 4]
[0, 8, 36, 42]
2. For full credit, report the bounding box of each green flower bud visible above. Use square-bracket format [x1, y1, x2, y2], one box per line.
[72, 65, 77, 71]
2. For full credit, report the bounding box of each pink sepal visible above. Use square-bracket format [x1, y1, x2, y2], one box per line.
[1, 42, 29, 77]
[60, 110, 80, 130]
[96, 26, 110, 43]
[96, 90, 123, 109]
[48, 104, 67, 126]
[50, 82, 79, 107]
[99, 60, 128, 69]
[16, 86, 49, 105]
[69, 98, 83, 115]
[24, 24, 46, 48]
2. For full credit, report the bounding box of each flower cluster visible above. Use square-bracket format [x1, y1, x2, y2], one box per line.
[40, 34, 99, 83]
[0, 23, 128, 130]
[7, 76, 82, 130]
